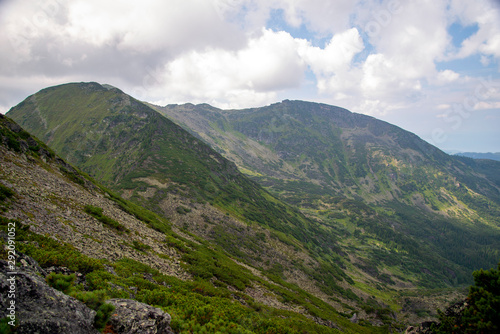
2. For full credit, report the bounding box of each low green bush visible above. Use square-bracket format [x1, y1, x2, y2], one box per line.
[0, 184, 15, 202]
[72, 290, 114, 330]
[59, 166, 85, 186]
[45, 272, 114, 331]
[0, 317, 18, 333]
[46, 272, 76, 294]
[84, 204, 129, 233]
[176, 205, 192, 215]
[131, 240, 151, 252]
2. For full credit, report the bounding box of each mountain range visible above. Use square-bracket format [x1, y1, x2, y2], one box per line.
[153, 96, 500, 285]
[3, 82, 500, 332]
[454, 152, 500, 161]
[1, 98, 369, 333]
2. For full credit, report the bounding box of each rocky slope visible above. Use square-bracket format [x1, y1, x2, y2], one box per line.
[0, 116, 185, 279]
[0, 107, 383, 332]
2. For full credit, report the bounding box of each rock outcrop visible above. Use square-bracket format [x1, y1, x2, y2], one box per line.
[107, 298, 175, 334]
[0, 250, 175, 334]
[0, 259, 99, 334]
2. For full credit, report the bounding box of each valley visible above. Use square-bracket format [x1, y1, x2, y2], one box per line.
[2, 82, 500, 332]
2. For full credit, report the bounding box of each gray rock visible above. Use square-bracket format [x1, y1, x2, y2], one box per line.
[107, 298, 174, 334]
[405, 321, 437, 333]
[4, 119, 22, 133]
[0, 260, 99, 334]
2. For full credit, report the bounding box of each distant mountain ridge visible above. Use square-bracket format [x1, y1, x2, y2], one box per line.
[454, 152, 500, 161]
[153, 98, 500, 286]
[154, 99, 500, 210]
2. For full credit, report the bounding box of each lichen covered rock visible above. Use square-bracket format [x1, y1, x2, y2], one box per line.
[0, 259, 99, 334]
[107, 298, 174, 334]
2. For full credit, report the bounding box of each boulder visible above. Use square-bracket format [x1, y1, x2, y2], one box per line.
[107, 298, 174, 334]
[0, 249, 175, 334]
[405, 321, 437, 333]
[0, 259, 99, 334]
[12, 250, 47, 276]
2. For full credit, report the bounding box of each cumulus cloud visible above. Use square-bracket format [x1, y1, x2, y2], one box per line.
[0, 0, 499, 152]
[447, 0, 500, 59]
[311, 0, 498, 117]
[435, 70, 461, 85]
[300, 28, 364, 76]
[474, 101, 500, 110]
[137, 29, 306, 108]
[1, 0, 245, 80]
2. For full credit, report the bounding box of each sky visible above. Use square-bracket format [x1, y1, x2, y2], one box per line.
[0, 0, 499, 153]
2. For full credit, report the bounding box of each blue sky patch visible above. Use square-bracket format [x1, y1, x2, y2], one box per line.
[448, 21, 479, 48]
[437, 54, 499, 78]
[266, 8, 329, 47]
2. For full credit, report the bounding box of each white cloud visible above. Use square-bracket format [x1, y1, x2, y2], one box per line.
[0, 0, 499, 153]
[1, 0, 246, 75]
[436, 70, 461, 84]
[299, 28, 364, 76]
[436, 104, 451, 110]
[312, 0, 492, 117]
[447, 0, 500, 60]
[474, 101, 500, 110]
[365, 1, 449, 73]
[142, 29, 306, 108]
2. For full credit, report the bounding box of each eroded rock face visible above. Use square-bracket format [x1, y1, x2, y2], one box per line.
[0, 259, 99, 334]
[107, 298, 174, 334]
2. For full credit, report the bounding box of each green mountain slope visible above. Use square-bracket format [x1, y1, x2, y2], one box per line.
[153, 100, 500, 288]
[8, 83, 315, 242]
[8, 83, 391, 323]
[0, 113, 381, 333]
[7, 82, 499, 327]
